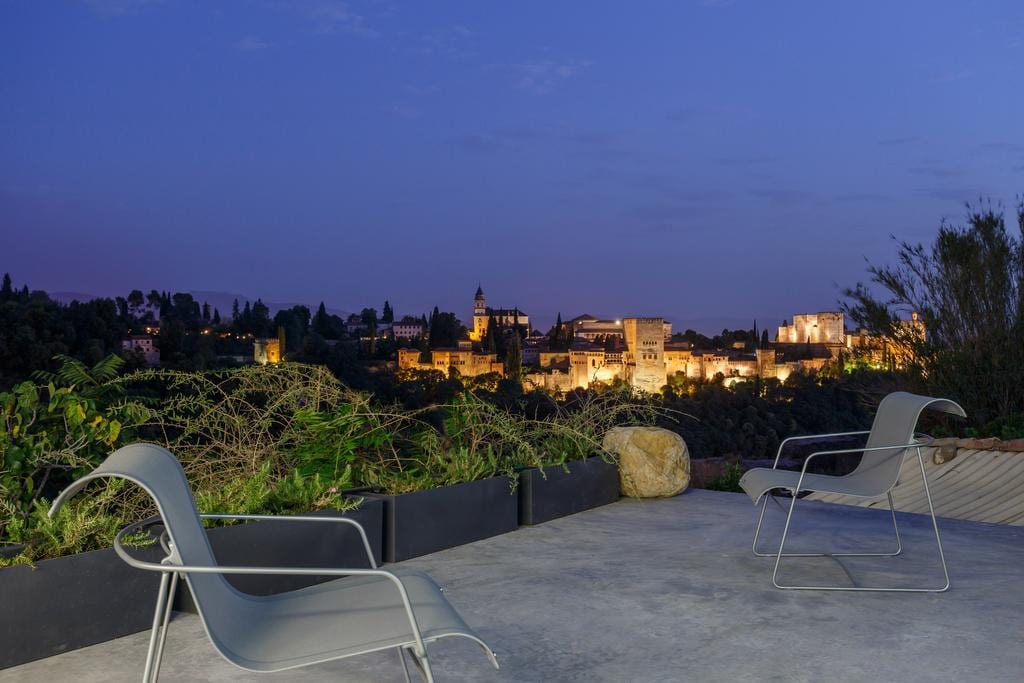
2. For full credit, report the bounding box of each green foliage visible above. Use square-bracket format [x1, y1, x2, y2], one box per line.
[844, 201, 1024, 429]
[0, 367, 141, 538]
[192, 462, 356, 521]
[0, 479, 154, 566]
[1, 363, 361, 564]
[659, 372, 877, 459]
[704, 463, 744, 493]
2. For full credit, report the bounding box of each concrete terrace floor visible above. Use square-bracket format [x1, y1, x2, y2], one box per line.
[4, 490, 1024, 683]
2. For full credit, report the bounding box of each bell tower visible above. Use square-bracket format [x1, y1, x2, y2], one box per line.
[474, 284, 486, 316]
[471, 284, 488, 342]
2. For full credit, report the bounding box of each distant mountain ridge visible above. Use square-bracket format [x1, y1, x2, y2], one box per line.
[48, 290, 350, 320]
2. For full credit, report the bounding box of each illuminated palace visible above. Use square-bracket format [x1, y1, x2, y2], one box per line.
[523, 310, 923, 394]
[398, 286, 529, 379]
[397, 287, 924, 391]
[469, 285, 529, 342]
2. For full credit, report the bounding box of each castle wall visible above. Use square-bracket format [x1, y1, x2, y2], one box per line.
[777, 311, 845, 344]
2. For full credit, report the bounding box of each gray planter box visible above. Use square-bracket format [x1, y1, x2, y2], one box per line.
[0, 544, 164, 669]
[518, 457, 620, 525]
[364, 476, 519, 563]
[175, 499, 384, 613]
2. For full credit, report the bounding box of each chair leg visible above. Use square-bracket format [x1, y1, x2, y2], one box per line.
[753, 491, 902, 558]
[768, 450, 949, 592]
[917, 447, 951, 592]
[150, 572, 178, 683]
[397, 646, 413, 683]
[142, 572, 171, 683]
[405, 645, 435, 683]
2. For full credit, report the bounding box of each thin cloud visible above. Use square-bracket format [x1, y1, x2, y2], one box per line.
[980, 142, 1024, 152]
[514, 59, 592, 94]
[405, 84, 440, 97]
[83, 0, 162, 16]
[298, 0, 378, 38]
[877, 136, 920, 146]
[718, 155, 779, 166]
[929, 68, 972, 83]
[666, 108, 700, 122]
[908, 165, 962, 178]
[234, 35, 272, 51]
[385, 105, 418, 119]
[832, 192, 891, 203]
[446, 133, 500, 152]
[750, 188, 814, 205]
[919, 188, 981, 202]
[446, 127, 544, 151]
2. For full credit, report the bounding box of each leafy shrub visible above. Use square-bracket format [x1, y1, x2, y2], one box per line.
[704, 463, 745, 493]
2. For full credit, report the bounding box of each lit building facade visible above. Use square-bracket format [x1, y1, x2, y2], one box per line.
[398, 345, 504, 378]
[254, 338, 282, 365]
[121, 335, 160, 366]
[470, 286, 529, 341]
[392, 318, 426, 339]
[777, 312, 845, 345]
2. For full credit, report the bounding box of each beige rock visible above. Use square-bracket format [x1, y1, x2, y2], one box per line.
[603, 426, 690, 497]
[933, 443, 958, 465]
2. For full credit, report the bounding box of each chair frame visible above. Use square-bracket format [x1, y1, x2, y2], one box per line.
[112, 511, 495, 683]
[751, 431, 951, 593]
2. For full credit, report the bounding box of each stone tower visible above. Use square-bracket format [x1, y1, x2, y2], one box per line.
[623, 317, 665, 393]
[471, 285, 487, 341]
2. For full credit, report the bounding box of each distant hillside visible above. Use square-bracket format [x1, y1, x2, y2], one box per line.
[671, 316, 784, 336]
[188, 291, 350, 320]
[46, 290, 350, 320]
[49, 291, 100, 305]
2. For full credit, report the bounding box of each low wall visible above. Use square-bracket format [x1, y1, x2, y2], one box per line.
[808, 438, 1024, 526]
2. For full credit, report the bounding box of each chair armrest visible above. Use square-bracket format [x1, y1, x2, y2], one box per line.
[198, 513, 377, 569]
[793, 435, 935, 489]
[772, 431, 871, 469]
[113, 518, 430, 658]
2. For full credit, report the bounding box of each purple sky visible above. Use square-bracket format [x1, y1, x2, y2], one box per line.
[2, 1, 1022, 333]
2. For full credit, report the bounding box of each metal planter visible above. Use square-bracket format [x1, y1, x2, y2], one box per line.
[518, 456, 620, 525]
[0, 544, 164, 669]
[365, 476, 519, 563]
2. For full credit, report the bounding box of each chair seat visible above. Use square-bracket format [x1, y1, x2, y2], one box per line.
[196, 570, 479, 672]
[740, 467, 891, 505]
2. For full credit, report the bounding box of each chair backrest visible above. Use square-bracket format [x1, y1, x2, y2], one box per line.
[49, 443, 242, 633]
[851, 391, 966, 493]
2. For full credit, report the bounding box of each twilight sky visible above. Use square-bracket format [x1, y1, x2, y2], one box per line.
[2, 0, 1022, 333]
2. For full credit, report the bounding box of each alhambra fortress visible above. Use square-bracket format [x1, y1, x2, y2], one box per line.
[395, 286, 924, 393]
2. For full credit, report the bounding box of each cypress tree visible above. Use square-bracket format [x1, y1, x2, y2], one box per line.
[505, 326, 522, 381]
[550, 312, 563, 350]
[314, 302, 328, 335]
[429, 306, 441, 348]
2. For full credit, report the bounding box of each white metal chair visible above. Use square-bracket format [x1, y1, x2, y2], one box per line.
[739, 391, 966, 592]
[49, 443, 499, 682]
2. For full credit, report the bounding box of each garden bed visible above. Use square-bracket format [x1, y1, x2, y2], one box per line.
[518, 457, 620, 525]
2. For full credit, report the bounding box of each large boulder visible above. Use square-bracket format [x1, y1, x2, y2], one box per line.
[603, 426, 690, 498]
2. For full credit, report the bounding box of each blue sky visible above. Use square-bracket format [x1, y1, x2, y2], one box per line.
[2, 0, 1022, 332]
